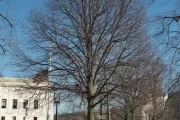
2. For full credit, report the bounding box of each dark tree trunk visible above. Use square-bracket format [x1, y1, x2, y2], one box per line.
[87, 99, 94, 120]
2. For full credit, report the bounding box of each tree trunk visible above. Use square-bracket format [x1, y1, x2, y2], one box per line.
[131, 110, 134, 120]
[107, 95, 111, 120]
[125, 114, 128, 120]
[87, 99, 94, 120]
[131, 113, 134, 120]
[100, 100, 102, 120]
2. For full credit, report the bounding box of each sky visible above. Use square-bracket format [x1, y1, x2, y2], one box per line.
[147, 0, 176, 16]
[0, 0, 44, 77]
[0, 0, 177, 78]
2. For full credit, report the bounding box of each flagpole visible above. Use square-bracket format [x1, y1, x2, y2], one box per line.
[47, 40, 52, 120]
[48, 16, 57, 120]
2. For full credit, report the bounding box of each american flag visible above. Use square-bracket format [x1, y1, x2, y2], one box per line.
[33, 69, 48, 82]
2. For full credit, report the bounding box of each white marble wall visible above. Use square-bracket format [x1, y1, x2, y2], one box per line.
[0, 78, 54, 120]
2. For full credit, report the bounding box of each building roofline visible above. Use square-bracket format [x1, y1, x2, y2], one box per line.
[0, 77, 50, 88]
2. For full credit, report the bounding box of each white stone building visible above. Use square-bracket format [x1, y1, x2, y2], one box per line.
[0, 77, 54, 120]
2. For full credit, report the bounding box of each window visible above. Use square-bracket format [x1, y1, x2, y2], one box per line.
[23, 117, 25, 120]
[34, 100, 38, 109]
[23, 100, 28, 109]
[34, 117, 37, 120]
[1, 116, 5, 120]
[1, 99, 6, 108]
[12, 99, 17, 109]
[12, 116, 16, 120]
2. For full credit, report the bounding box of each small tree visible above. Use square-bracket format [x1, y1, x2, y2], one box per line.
[110, 42, 165, 120]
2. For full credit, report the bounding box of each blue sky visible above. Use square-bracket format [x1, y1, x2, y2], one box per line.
[147, 0, 176, 16]
[0, 0, 177, 77]
[0, 0, 44, 21]
[0, 0, 44, 77]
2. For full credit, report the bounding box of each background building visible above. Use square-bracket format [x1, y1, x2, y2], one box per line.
[166, 91, 180, 120]
[0, 77, 54, 120]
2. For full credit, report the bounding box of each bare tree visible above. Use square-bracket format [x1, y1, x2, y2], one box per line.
[142, 59, 165, 120]
[109, 40, 165, 120]
[151, 0, 180, 83]
[14, 0, 149, 120]
[110, 58, 165, 120]
[144, 2, 180, 120]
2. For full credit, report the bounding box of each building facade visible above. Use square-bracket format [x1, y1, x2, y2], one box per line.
[0, 77, 54, 120]
[165, 91, 180, 120]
